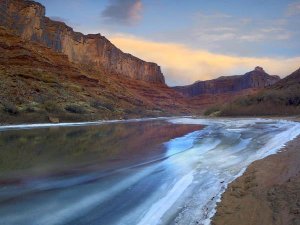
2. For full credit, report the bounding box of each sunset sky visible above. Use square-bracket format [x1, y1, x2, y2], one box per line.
[37, 0, 300, 86]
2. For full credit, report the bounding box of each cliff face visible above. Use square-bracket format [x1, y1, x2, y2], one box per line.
[0, 0, 165, 84]
[173, 67, 280, 97]
[0, 25, 196, 124]
[209, 67, 300, 116]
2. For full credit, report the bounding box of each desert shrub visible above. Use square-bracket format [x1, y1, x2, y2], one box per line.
[34, 71, 57, 83]
[65, 105, 86, 114]
[2, 102, 19, 115]
[21, 102, 41, 113]
[284, 90, 300, 106]
[204, 105, 221, 116]
[90, 100, 103, 109]
[90, 100, 115, 111]
[69, 84, 83, 92]
[235, 97, 254, 106]
[25, 106, 36, 113]
[124, 107, 144, 115]
[35, 94, 49, 104]
[44, 101, 61, 113]
[89, 100, 114, 110]
[102, 102, 115, 111]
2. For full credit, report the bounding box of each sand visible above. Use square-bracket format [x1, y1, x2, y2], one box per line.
[211, 136, 300, 225]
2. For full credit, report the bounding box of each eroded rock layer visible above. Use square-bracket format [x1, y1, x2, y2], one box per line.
[174, 67, 280, 97]
[0, 25, 196, 124]
[0, 0, 165, 84]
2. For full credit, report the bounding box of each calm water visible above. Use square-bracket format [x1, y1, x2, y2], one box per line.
[0, 117, 299, 225]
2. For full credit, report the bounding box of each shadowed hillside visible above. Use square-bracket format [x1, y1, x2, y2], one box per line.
[173, 67, 280, 97]
[205, 68, 300, 116]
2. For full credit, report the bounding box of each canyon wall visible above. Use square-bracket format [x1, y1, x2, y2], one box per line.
[0, 0, 165, 84]
[174, 67, 280, 97]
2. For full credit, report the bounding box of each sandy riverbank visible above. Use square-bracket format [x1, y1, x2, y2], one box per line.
[211, 135, 300, 225]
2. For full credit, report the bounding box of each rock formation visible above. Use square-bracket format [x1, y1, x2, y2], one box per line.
[209, 67, 300, 116]
[274, 67, 300, 88]
[0, 25, 196, 124]
[173, 67, 280, 97]
[0, 0, 165, 84]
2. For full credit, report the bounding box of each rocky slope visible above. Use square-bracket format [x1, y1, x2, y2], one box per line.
[0, 26, 195, 124]
[273, 68, 300, 89]
[205, 68, 300, 116]
[0, 0, 165, 84]
[173, 67, 280, 97]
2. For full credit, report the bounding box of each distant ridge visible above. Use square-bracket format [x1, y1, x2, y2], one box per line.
[205, 67, 300, 116]
[173, 66, 280, 97]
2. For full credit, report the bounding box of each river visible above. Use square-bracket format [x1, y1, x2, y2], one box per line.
[0, 117, 299, 225]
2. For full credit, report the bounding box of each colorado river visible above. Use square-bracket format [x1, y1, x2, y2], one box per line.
[0, 117, 299, 225]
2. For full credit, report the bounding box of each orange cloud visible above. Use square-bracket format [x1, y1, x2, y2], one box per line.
[109, 34, 300, 86]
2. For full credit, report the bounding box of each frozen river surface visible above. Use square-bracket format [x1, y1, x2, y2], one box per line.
[0, 117, 299, 225]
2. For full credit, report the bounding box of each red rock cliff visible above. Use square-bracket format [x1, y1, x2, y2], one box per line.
[173, 67, 280, 97]
[0, 0, 165, 84]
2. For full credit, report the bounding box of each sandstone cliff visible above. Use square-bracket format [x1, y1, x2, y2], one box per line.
[0, 0, 165, 84]
[204, 67, 300, 116]
[173, 67, 280, 97]
[0, 25, 197, 124]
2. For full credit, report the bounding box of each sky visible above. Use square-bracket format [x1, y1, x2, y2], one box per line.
[37, 0, 300, 86]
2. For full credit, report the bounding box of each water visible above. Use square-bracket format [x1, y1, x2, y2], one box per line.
[0, 117, 299, 225]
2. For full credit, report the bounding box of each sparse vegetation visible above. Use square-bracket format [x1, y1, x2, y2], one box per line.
[44, 101, 61, 113]
[204, 105, 222, 116]
[90, 100, 104, 109]
[124, 107, 144, 115]
[211, 87, 300, 116]
[2, 102, 19, 115]
[203, 68, 300, 117]
[65, 105, 87, 114]
[103, 102, 115, 111]
[90, 100, 114, 111]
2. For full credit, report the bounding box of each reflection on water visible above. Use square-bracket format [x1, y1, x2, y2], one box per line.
[0, 120, 201, 182]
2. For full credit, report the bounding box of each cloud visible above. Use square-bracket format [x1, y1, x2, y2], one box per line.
[286, 1, 300, 16]
[109, 34, 300, 86]
[192, 12, 292, 43]
[152, 11, 297, 57]
[101, 0, 143, 26]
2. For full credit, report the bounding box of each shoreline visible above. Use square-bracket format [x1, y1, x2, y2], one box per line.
[211, 135, 300, 225]
[0, 116, 202, 130]
[1, 114, 299, 126]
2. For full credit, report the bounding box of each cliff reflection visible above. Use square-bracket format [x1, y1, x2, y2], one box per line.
[0, 121, 201, 182]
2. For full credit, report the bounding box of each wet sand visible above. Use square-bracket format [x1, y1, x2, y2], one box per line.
[212, 136, 300, 225]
